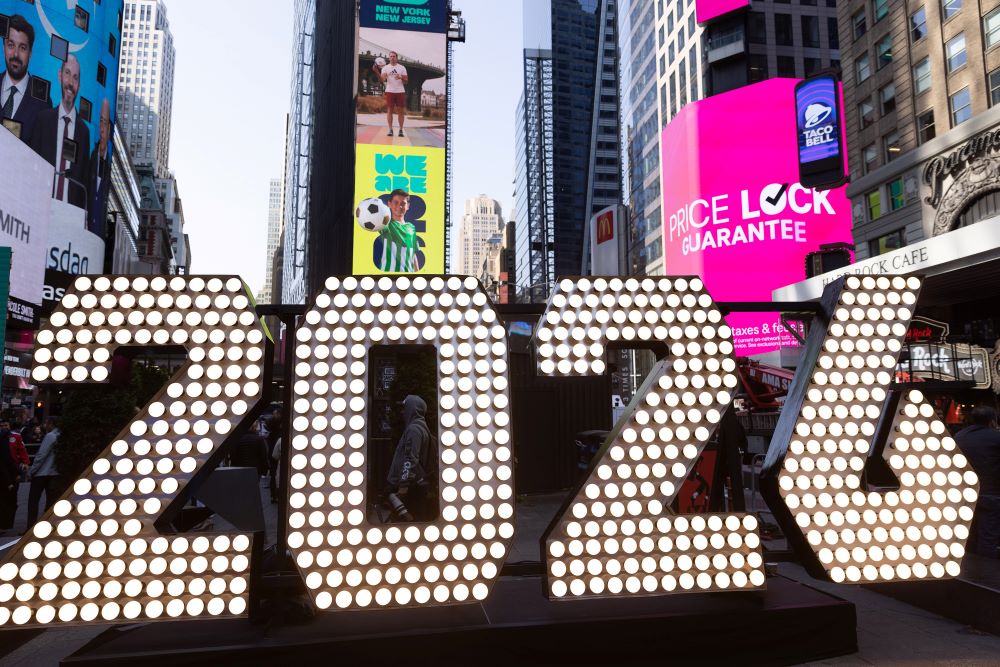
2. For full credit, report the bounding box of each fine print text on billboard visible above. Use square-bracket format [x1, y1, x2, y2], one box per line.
[353, 0, 447, 275]
[660, 78, 853, 356]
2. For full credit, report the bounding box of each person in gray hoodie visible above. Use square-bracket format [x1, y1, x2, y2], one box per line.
[27, 418, 60, 527]
[386, 395, 436, 520]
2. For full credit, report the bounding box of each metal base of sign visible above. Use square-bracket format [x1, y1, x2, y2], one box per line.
[62, 575, 856, 666]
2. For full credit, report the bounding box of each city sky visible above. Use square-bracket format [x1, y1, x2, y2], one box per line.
[170, 0, 292, 294]
[176, 0, 523, 296]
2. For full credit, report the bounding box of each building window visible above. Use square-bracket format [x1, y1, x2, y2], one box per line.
[856, 53, 871, 83]
[913, 57, 931, 94]
[859, 98, 875, 128]
[985, 8, 1000, 49]
[874, 0, 889, 21]
[802, 15, 820, 47]
[827, 17, 839, 49]
[853, 10, 867, 38]
[917, 109, 936, 143]
[946, 33, 966, 72]
[777, 55, 796, 77]
[876, 34, 892, 68]
[910, 7, 927, 42]
[776, 14, 793, 46]
[888, 178, 905, 211]
[748, 12, 767, 43]
[689, 56, 698, 99]
[880, 82, 896, 115]
[990, 68, 1000, 105]
[863, 144, 877, 174]
[805, 57, 822, 76]
[883, 130, 901, 161]
[749, 53, 768, 82]
[869, 229, 904, 255]
[951, 87, 972, 125]
[867, 190, 882, 220]
[942, 0, 961, 20]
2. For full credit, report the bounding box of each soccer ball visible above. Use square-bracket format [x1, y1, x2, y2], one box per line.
[356, 197, 390, 232]
[374, 57, 386, 68]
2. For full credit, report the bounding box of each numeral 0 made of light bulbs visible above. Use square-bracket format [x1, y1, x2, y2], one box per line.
[0, 273, 979, 629]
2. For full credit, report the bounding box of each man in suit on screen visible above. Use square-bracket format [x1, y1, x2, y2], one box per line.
[1, 14, 49, 141]
[88, 98, 111, 235]
[30, 55, 90, 209]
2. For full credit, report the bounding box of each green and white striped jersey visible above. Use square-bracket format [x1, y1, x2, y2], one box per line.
[378, 220, 420, 272]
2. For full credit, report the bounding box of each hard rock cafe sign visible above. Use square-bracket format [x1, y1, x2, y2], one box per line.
[0, 274, 980, 628]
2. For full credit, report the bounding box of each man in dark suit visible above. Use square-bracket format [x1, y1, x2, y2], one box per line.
[1, 14, 49, 142]
[30, 54, 90, 210]
[88, 98, 111, 236]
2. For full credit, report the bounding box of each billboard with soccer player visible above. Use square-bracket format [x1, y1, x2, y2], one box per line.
[353, 0, 448, 274]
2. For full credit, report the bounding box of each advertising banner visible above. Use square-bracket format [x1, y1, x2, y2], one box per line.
[795, 75, 847, 190]
[0, 0, 123, 242]
[696, 0, 750, 24]
[353, 144, 445, 273]
[660, 78, 853, 356]
[589, 204, 622, 275]
[0, 129, 50, 325]
[353, 0, 447, 274]
[360, 0, 448, 33]
[42, 198, 104, 312]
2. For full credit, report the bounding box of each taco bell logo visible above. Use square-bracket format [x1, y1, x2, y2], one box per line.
[804, 103, 832, 129]
[802, 103, 835, 147]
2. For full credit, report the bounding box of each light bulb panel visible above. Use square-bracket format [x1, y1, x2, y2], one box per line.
[534, 277, 765, 600]
[762, 275, 979, 583]
[287, 275, 514, 610]
[0, 276, 264, 628]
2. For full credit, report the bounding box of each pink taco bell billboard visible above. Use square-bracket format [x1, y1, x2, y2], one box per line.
[661, 78, 853, 356]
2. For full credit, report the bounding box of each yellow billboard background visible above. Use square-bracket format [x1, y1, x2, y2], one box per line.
[352, 144, 445, 274]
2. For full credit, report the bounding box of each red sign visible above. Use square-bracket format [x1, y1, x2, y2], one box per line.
[596, 210, 614, 244]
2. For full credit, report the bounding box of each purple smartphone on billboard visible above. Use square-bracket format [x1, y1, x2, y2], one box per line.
[795, 75, 847, 189]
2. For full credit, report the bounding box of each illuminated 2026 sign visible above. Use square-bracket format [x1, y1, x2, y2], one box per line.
[0, 273, 979, 628]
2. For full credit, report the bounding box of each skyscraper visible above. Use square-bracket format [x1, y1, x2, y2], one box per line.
[456, 195, 504, 277]
[620, 0, 663, 276]
[513, 0, 623, 302]
[261, 178, 283, 302]
[118, 0, 176, 179]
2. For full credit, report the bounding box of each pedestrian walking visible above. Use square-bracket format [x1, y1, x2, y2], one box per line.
[26, 418, 60, 528]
